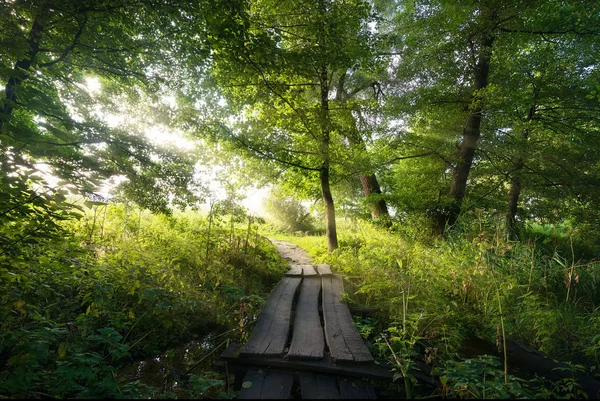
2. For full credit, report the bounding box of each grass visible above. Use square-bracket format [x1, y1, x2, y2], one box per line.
[260, 214, 600, 398]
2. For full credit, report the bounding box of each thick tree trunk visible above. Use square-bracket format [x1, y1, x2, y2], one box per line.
[444, 35, 494, 231]
[0, 9, 46, 133]
[345, 131, 390, 221]
[359, 173, 390, 220]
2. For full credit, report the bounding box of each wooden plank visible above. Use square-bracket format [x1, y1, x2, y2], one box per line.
[298, 374, 340, 399]
[287, 277, 324, 359]
[322, 275, 374, 364]
[220, 344, 393, 382]
[285, 264, 303, 276]
[316, 264, 332, 276]
[338, 377, 377, 399]
[302, 264, 318, 276]
[241, 277, 302, 357]
[238, 369, 294, 399]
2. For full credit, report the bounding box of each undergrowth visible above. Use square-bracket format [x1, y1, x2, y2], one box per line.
[0, 203, 286, 398]
[269, 212, 600, 398]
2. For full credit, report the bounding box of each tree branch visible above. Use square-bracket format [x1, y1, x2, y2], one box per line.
[38, 13, 88, 68]
[217, 123, 320, 172]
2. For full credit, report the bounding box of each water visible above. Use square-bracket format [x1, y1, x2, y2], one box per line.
[117, 333, 232, 398]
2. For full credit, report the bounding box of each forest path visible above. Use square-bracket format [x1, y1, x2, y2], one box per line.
[268, 239, 313, 265]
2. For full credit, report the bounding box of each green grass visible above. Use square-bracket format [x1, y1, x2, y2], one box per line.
[260, 216, 600, 398]
[0, 204, 286, 399]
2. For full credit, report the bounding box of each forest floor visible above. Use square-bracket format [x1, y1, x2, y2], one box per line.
[269, 238, 313, 265]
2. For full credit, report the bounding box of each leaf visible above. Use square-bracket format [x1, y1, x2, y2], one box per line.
[242, 381, 253, 389]
[58, 343, 68, 360]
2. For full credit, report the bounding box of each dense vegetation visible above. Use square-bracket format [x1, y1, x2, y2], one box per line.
[1, 0, 599, 398]
[1, 201, 285, 398]
[269, 215, 600, 398]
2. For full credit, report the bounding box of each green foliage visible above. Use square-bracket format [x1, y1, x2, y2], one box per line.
[278, 216, 600, 397]
[263, 188, 319, 234]
[2, 0, 600, 399]
[439, 355, 530, 399]
[0, 202, 286, 398]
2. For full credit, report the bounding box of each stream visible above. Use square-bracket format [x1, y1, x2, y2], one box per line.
[117, 329, 237, 398]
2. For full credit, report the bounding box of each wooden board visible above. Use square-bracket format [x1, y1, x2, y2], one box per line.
[241, 277, 302, 357]
[316, 264, 332, 276]
[338, 377, 377, 399]
[220, 344, 393, 382]
[302, 264, 318, 276]
[298, 374, 340, 399]
[285, 265, 303, 276]
[237, 369, 294, 399]
[322, 275, 374, 363]
[287, 277, 324, 359]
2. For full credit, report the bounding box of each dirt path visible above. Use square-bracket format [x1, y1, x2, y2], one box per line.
[269, 239, 313, 265]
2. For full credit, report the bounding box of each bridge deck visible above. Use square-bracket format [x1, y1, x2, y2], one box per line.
[219, 264, 389, 399]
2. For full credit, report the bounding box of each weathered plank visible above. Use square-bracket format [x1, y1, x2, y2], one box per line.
[302, 264, 318, 276]
[241, 276, 302, 357]
[237, 369, 294, 399]
[322, 275, 374, 363]
[316, 264, 332, 276]
[287, 277, 324, 359]
[285, 264, 303, 276]
[220, 344, 393, 382]
[338, 377, 377, 399]
[298, 374, 340, 399]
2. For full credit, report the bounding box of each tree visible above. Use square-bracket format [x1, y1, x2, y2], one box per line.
[198, 0, 378, 251]
[334, 71, 391, 224]
[263, 187, 316, 233]
[0, 0, 230, 214]
[385, 0, 600, 234]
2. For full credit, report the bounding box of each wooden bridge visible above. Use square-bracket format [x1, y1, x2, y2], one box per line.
[218, 264, 394, 399]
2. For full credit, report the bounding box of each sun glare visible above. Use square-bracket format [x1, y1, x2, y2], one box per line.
[84, 76, 101, 95]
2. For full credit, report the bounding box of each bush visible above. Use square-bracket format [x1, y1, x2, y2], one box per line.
[263, 190, 319, 234]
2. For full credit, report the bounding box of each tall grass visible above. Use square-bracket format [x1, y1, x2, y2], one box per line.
[268, 213, 600, 373]
[0, 203, 287, 398]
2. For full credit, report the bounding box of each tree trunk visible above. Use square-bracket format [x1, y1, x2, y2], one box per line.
[336, 72, 390, 223]
[359, 173, 390, 221]
[345, 127, 390, 221]
[320, 164, 338, 252]
[506, 157, 523, 239]
[444, 35, 494, 231]
[319, 61, 338, 251]
[1, 8, 47, 133]
[506, 103, 535, 239]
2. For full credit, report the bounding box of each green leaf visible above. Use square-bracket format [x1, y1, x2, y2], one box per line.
[242, 381, 253, 389]
[58, 343, 68, 360]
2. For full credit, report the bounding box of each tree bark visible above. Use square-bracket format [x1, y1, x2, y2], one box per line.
[360, 173, 390, 219]
[444, 34, 495, 231]
[506, 155, 524, 239]
[0, 8, 47, 133]
[318, 60, 338, 251]
[506, 103, 535, 239]
[315, 0, 338, 252]
[320, 163, 338, 252]
[347, 133, 390, 222]
[336, 73, 390, 223]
